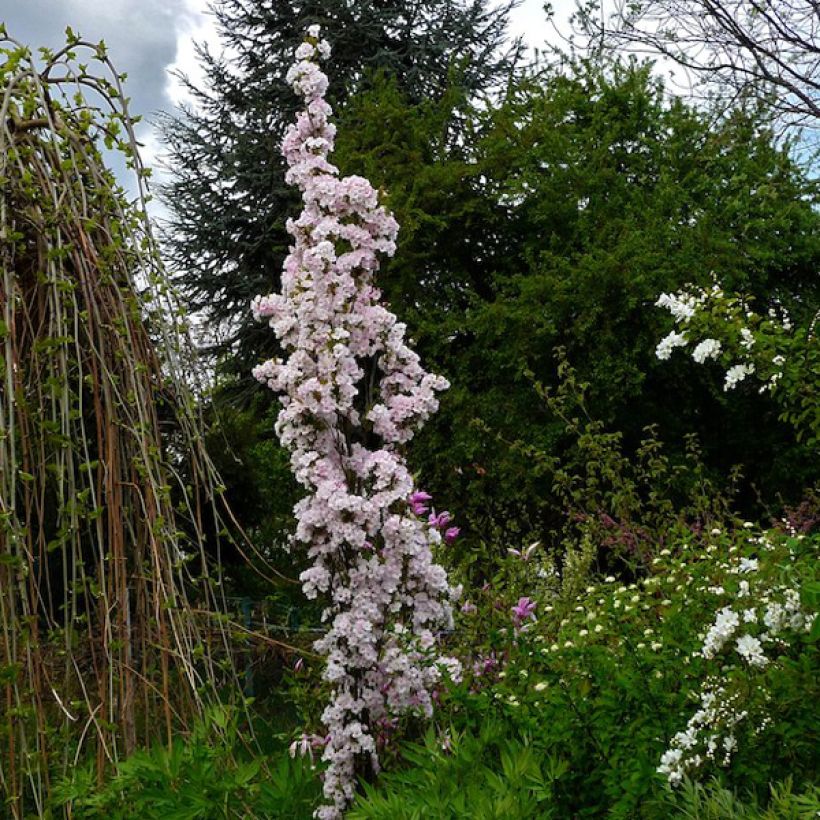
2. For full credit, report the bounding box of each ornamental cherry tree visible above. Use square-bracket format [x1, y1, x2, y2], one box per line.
[251, 26, 461, 818]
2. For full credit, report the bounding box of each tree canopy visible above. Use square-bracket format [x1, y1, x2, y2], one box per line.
[160, 0, 523, 383]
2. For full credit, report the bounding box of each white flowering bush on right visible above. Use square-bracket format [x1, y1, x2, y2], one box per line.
[655, 279, 819, 446]
[658, 530, 818, 787]
[371, 518, 819, 818]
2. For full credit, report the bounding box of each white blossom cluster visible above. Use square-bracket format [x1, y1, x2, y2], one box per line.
[659, 549, 815, 785]
[654, 279, 790, 393]
[658, 678, 747, 786]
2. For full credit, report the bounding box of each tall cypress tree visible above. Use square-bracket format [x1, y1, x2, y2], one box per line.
[160, 0, 522, 385]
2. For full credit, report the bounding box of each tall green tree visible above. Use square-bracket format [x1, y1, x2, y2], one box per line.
[332, 61, 820, 546]
[160, 0, 523, 385]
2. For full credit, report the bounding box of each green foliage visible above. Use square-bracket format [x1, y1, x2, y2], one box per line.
[50, 708, 321, 819]
[333, 59, 820, 550]
[349, 722, 567, 819]
[661, 778, 820, 819]
[202, 396, 304, 585]
[358, 525, 818, 818]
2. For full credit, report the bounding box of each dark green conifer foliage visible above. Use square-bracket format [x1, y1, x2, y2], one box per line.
[160, 0, 523, 384]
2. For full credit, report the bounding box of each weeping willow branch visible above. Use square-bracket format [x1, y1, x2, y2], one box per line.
[0, 31, 246, 817]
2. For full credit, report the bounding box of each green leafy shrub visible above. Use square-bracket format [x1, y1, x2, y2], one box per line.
[357, 525, 818, 818]
[50, 707, 321, 819]
[661, 777, 820, 819]
[349, 721, 568, 819]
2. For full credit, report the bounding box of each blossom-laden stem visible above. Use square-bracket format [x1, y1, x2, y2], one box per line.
[252, 26, 461, 818]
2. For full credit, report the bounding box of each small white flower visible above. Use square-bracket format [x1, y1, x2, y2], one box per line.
[692, 338, 722, 363]
[740, 328, 755, 350]
[735, 634, 768, 668]
[656, 292, 696, 322]
[656, 331, 688, 360]
[724, 362, 755, 391]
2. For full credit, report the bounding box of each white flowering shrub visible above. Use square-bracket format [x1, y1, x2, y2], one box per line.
[252, 27, 460, 818]
[371, 521, 819, 818]
[659, 542, 816, 786]
[654, 279, 819, 445]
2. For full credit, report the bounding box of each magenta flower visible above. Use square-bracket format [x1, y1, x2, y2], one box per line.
[409, 490, 433, 516]
[512, 596, 536, 627]
[428, 510, 452, 529]
[444, 526, 460, 544]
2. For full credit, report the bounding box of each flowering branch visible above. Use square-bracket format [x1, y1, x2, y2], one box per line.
[654, 279, 819, 447]
[251, 26, 460, 818]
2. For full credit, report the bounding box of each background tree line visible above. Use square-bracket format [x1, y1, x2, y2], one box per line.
[159, 0, 820, 587]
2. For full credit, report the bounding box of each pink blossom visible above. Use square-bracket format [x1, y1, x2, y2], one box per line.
[409, 490, 432, 516]
[252, 26, 458, 819]
[444, 527, 460, 545]
[512, 596, 537, 627]
[428, 510, 452, 529]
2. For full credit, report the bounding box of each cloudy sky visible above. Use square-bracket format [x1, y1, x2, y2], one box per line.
[0, 0, 575, 195]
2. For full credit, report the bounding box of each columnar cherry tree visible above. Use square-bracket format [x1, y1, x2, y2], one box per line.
[252, 26, 460, 818]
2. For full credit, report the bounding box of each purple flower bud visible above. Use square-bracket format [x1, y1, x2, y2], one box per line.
[428, 510, 452, 529]
[511, 596, 536, 626]
[444, 526, 460, 544]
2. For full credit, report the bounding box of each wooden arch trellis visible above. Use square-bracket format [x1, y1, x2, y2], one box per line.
[0, 30, 243, 816]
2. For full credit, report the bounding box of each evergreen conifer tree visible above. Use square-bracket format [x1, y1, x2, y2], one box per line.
[160, 0, 522, 383]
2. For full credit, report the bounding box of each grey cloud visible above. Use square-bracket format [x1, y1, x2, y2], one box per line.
[1, 0, 198, 198]
[1, 0, 189, 121]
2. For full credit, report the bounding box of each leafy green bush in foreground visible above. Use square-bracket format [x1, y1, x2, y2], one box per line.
[49, 707, 320, 819]
[351, 524, 819, 818]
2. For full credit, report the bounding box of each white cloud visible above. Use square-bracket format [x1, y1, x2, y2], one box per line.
[509, 0, 577, 49]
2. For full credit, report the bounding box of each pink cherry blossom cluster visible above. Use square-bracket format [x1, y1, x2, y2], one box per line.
[252, 26, 460, 818]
